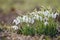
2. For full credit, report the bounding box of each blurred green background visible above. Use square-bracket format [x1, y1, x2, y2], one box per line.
[0, 0, 60, 11]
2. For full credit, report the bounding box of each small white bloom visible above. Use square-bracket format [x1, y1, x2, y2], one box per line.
[13, 19, 20, 25]
[43, 10, 50, 16]
[12, 25, 18, 30]
[31, 19, 34, 24]
[43, 17, 48, 21]
[28, 17, 31, 23]
[44, 21, 48, 26]
[31, 18, 34, 24]
[13, 16, 22, 25]
[23, 15, 26, 22]
[23, 15, 29, 23]
[52, 12, 59, 19]
[35, 14, 39, 20]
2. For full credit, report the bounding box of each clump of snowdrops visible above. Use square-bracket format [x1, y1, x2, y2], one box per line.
[12, 8, 59, 37]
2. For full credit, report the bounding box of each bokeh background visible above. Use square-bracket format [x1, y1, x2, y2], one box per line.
[0, 0, 60, 12]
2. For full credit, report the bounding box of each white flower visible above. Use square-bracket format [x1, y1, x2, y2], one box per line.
[12, 25, 18, 30]
[13, 19, 20, 25]
[28, 17, 31, 23]
[22, 15, 29, 23]
[30, 18, 35, 24]
[44, 21, 48, 26]
[23, 15, 26, 22]
[28, 16, 35, 24]
[43, 10, 50, 16]
[43, 17, 48, 21]
[52, 12, 59, 19]
[35, 14, 40, 20]
[13, 16, 22, 25]
[28, 17, 34, 24]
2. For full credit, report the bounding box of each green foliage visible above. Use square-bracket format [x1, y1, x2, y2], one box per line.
[35, 20, 45, 35]
[46, 21, 57, 37]
[20, 26, 35, 36]
[44, 24, 57, 37]
[17, 20, 57, 37]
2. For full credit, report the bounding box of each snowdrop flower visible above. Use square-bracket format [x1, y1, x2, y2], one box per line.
[13, 16, 22, 25]
[44, 21, 48, 26]
[22, 15, 26, 22]
[43, 17, 48, 21]
[22, 15, 29, 23]
[17, 16, 22, 22]
[52, 12, 59, 19]
[25, 18, 29, 23]
[43, 10, 50, 16]
[30, 18, 35, 24]
[13, 19, 20, 25]
[28, 17, 31, 23]
[28, 18, 34, 24]
[35, 14, 40, 20]
[12, 25, 18, 30]
[52, 13, 56, 19]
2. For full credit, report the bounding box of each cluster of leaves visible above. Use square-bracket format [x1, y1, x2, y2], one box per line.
[17, 19, 58, 37]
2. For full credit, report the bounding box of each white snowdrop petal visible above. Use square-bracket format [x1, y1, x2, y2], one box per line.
[44, 21, 48, 26]
[12, 25, 18, 30]
[43, 17, 48, 21]
[30, 18, 34, 24]
[43, 10, 50, 16]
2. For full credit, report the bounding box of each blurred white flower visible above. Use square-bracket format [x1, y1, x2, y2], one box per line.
[28, 17, 31, 23]
[22, 15, 29, 23]
[52, 12, 59, 19]
[35, 14, 40, 20]
[13, 19, 20, 25]
[43, 10, 50, 16]
[12, 25, 18, 30]
[12, 9, 59, 26]
[30, 18, 35, 24]
[43, 17, 48, 21]
[44, 21, 48, 26]
[28, 17, 34, 24]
